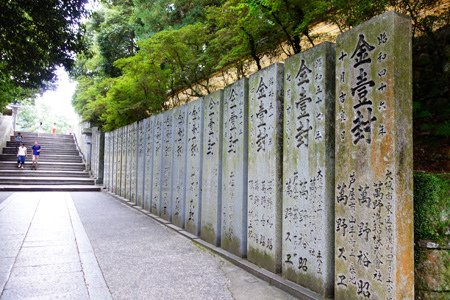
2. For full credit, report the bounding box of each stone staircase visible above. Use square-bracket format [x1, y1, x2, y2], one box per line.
[0, 132, 100, 191]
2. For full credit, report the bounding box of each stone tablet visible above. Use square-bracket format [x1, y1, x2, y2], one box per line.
[184, 99, 204, 236]
[144, 116, 154, 211]
[282, 42, 335, 296]
[125, 124, 133, 201]
[221, 78, 248, 257]
[121, 126, 129, 198]
[248, 63, 284, 273]
[151, 114, 163, 215]
[113, 129, 119, 194]
[201, 90, 223, 246]
[137, 120, 145, 207]
[109, 131, 114, 191]
[103, 132, 108, 189]
[91, 127, 98, 178]
[334, 12, 413, 299]
[171, 105, 188, 228]
[105, 132, 110, 191]
[115, 128, 120, 194]
[129, 122, 138, 203]
[118, 127, 125, 196]
[160, 111, 174, 221]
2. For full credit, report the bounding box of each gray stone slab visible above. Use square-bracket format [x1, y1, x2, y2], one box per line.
[120, 126, 127, 198]
[171, 105, 188, 228]
[247, 63, 284, 273]
[137, 120, 145, 208]
[151, 114, 163, 215]
[144, 116, 154, 211]
[334, 11, 413, 299]
[221, 78, 248, 257]
[103, 132, 109, 190]
[201, 90, 223, 246]
[110, 131, 115, 192]
[71, 191, 235, 300]
[129, 122, 138, 204]
[282, 42, 335, 297]
[0, 192, 13, 205]
[184, 99, 204, 236]
[107, 132, 111, 191]
[9, 262, 82, 277]
[112, 129, 119, 194]
[125, 124, 133, 201]
[160, 111, 174, 221]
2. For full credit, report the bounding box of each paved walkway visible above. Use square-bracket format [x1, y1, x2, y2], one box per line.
[0, 192, 295, 299]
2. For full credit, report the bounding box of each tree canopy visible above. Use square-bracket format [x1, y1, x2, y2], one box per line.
[71, 0, 448, 132]
[0, 0, 88, 107]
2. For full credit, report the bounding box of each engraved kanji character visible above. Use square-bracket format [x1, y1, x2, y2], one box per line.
[351, 34, 375, 67]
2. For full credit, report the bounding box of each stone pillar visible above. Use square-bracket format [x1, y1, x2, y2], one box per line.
[282, 42, 335, 297]
[115, 128, 121, 195]
[113, 130, 118, 194]
[160, 111, 174, 221]
[221, 78, 248, 257]
[185, 99, 204, 236]
[247, 63, 284, 273]
[109, 131, 114, 191]
[172, 105, 188, 228]
[91, 127, 98, 178]
[125, 125, 132, 200]
[129, 122, 138, 203]
[104, 132, 109, 190]
[120, 126, 128, 198]
[144, 116, 155, 212]
[97, 131, 105, 185]
[151, 114, 163, 215]
[334, 11, 413, 299]
[201, 90, 223, 246]
[137, 120, 146, 208]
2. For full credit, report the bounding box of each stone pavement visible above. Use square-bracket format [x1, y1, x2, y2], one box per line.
[0, 192, 296, 299]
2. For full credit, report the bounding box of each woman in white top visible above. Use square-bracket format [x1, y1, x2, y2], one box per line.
[17, 143, 27, 168]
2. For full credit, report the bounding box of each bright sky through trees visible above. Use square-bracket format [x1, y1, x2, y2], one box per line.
[35, 68, 78, 126]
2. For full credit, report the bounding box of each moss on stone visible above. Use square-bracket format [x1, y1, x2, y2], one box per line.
[414, 172, 450, 245]
[415, 248, 450, 292]
[221, 234, 244, 257]
[248, 246, 280, 274]
[415, 290, 450, 300]
[201, 224, 218, 246]
[283, 266, 331, 297]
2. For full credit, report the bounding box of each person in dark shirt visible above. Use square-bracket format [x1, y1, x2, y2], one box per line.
[31, 141, 41, 170]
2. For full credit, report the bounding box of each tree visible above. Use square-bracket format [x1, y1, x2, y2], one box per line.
[0, 0, 88, 91]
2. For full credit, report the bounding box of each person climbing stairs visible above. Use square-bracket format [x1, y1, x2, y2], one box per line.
[0, 132, 100, 191]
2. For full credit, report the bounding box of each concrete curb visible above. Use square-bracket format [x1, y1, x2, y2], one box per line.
[104, 190, 327, 300]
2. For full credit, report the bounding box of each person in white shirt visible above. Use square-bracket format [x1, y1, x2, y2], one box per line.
[17, 143, 27, 168]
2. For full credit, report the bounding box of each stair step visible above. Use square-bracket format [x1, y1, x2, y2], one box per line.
[0, 185, 102, 192]
[7, 142, 77, 149]
[3, 148, 79, 155]
[0, 162, 86, 171]
[0, 170, 90, 178]
[13, 133, 74, 138]
[0, 155, 82, 163]
[0, 177, 95, 185]
[3, 132, 95, 190]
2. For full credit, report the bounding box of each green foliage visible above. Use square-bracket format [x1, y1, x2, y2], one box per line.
[133, 0, 222, 38]
[71, 0, 448, 135]
[414, 173, 450, 245]
[0, 0, 88, 90]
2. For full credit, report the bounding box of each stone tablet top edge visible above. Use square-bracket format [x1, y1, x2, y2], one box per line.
[336, 11, 411, 42]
